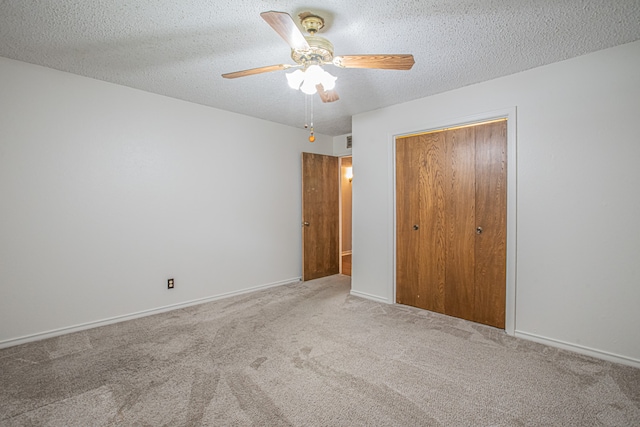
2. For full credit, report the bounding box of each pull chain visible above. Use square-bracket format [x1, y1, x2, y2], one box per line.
[304, 94, 309, 129]
[303, 94, 315, 142]
[309, 94, 315, 142]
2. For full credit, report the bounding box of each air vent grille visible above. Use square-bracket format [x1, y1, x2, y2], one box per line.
[346, 135, 352, 149]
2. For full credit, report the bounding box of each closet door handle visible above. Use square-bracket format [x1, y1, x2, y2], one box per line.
[413, 225, 419, 230]
[476, 226, 483, 234]
[303, 221, 310, 226]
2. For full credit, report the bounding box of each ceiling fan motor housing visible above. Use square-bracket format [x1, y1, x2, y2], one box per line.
[291, 36, 334, 66]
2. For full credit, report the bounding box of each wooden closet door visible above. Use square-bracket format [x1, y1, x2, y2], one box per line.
[395, 120, 507, 329]
[396, 132, 446, 313]
[474, 120, 507, 328]
[418, 132, 447, 313]
[396, 136, 422, 308]
[444, 126, 477, 321]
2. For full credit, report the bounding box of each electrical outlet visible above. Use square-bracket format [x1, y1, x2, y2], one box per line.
[168, 278, 174, 289]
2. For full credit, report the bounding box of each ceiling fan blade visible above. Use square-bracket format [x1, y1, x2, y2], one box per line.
[333, 54, 415, 70]
[222, 64, 294, 79]
[260, 11, 310, 51]
[316, 84, 339, 103]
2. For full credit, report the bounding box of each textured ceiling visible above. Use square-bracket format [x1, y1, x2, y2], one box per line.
[1, 1, 639, 136]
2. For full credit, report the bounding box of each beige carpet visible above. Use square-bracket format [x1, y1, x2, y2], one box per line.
[1, 275, 638, 426]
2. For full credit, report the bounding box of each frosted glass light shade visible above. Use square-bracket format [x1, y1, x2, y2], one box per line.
[305, 65, 324, 81]
[287, 65, 336, 95]
[300, 78, 318, 95]
[286, 70, 304, 89]
[320, 71, 337, 90]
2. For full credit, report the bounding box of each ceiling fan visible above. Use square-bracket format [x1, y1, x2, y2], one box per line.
[221, 11, 415, 103]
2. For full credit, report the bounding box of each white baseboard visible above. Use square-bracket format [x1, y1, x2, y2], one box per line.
[0, 277, 301, 349]
[515, 330, 640, 369]
[343, 295, 640, 368]
[350, 289, 390, 304]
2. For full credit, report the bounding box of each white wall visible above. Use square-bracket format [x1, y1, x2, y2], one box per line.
[351, 40, 640, 366]
[333, 133, 352, 157]
[0, 57, 333, 345]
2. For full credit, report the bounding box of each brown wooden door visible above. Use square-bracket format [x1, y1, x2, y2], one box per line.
[302, 152, 340, 281]
[396, 133, 446, 312]
[396, 120, 507, 328]
[473, 121, 507, 327]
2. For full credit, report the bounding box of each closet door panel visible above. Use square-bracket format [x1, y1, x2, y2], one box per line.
[444, 127, 477, 321]
[474, 120, 507, 328]
[419, 132, 447, 313]
[396, 137, 421, 308]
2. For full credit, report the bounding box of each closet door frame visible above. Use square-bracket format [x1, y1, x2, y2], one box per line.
[391, 107, 517, 335]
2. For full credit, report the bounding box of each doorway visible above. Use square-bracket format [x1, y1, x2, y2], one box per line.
[340, 157, 353, 276]
[300, 152, 352, 281]
[301, 153, 340, 281]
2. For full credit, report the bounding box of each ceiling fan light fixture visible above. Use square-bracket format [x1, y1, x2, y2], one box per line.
[291, 65, 336, 94]
[320, 71, 337, 90]
[305, 64, 324, 80]
[300, 78, 318, 95]
[286, 69, 305, 89]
